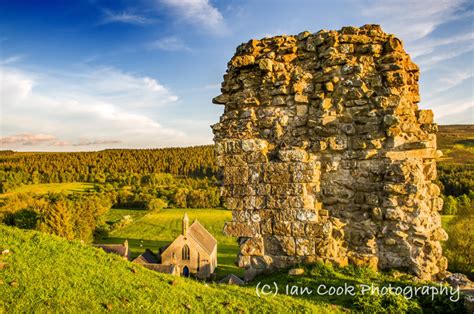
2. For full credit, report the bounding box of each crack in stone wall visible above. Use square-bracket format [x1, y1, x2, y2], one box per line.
[211, 24, 447, 281]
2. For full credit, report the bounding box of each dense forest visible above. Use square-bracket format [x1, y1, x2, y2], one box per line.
[0, 146, 217, 192]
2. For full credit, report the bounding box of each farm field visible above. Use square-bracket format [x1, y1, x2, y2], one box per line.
[98, 208, 241, 278]
[0, 182, 94, 198]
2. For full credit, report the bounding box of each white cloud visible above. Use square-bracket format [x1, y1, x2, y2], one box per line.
[160, 0, 225, 32]
[101, 9, 152, 25]
[429, 99, 474, 121]
[148, 36, 190, 51]
[360, 0, 467, 42]
[0, 65, 190, 151]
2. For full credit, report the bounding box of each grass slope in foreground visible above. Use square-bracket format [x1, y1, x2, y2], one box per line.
[0, 225, 334, 313]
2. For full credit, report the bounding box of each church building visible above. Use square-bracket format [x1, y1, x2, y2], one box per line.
[159, 213, 217, 278]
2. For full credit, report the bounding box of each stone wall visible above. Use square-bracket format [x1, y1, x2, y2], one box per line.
[212, 24, 447, 281]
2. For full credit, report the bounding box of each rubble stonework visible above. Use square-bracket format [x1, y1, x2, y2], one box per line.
[212, 24, 447, 281]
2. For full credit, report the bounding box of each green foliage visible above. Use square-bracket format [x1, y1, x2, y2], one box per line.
[250, 261, 464, 312]
[437, 164, 473, 197]
[442, 196, 458, 215]
[444, 215, 474, 279]
[1, 192, 111, 242]
[146, 198, 167, 211]
[353, 289, 422, 313]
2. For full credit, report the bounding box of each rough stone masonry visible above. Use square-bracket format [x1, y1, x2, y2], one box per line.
[212, 24, 447, 281]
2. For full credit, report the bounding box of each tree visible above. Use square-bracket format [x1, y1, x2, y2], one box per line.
[442, 196, 458, 215]
[146, 198, 167, 211]
[444, 216, 474, 280]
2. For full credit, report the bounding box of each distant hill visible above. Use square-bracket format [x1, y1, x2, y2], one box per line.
[437, 125, 474, 164]
[0, 225, 331, 312]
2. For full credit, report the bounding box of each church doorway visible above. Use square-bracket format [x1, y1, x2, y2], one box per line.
[183, 266, 189, 277]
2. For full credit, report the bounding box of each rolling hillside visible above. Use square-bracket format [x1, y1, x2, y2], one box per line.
[0, 225, 334, 312]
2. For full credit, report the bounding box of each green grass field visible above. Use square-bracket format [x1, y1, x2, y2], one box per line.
[0, 225, 334, 313]
[99, 208, 241, 278]
[0, 182, 95, 198]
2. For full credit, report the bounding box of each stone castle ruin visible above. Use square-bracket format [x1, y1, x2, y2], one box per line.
[212, 25, 447, 280]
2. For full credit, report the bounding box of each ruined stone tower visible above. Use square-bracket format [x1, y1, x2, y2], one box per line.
[212, 24, 447, 280]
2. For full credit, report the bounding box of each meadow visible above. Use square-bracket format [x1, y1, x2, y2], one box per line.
[0, 182, 94, 198]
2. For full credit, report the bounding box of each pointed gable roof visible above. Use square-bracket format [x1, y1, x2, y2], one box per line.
[187, 220, 217, 255]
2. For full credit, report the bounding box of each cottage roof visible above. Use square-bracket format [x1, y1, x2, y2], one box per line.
[132, 249, 159, 264]
[95, 243, 128, 258]
[187, 220, 217, 255]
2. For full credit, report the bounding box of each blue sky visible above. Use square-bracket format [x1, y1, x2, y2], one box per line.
[0, 0, 472, 151]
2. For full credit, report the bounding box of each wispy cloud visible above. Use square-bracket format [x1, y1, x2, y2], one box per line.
[360, 0, 468, 42]
[424, 68, 473, 99]
[0, 133, 56, 146]
[416, 43, 474, 68]
[148, 36, 190, 51]
[0, 55, 25, 65]
[160, 0, 226, 32]
[0, 65, 187, 151]
[100, 9, 152, 25]
[72, 139, 122, 146]
[410, 33, 474, 58]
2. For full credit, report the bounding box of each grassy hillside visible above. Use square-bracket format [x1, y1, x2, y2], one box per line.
[437, 125, 474, 165]
[98, 208, 241, 277]
[0, 225, 335, 313]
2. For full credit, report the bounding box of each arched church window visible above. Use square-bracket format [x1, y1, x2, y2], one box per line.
[182, 245, 190, 260]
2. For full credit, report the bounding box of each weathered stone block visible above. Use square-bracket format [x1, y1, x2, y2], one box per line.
[240, 237, 265, 256]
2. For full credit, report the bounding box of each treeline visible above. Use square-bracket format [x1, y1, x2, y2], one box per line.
[437, 164, 473, 197]
[0, 146, 217, 192]
[98, 173, 221, 209]
[2, 192, 111, 242]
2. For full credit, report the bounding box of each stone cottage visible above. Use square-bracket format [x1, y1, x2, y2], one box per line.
[159, 213, 218, 278]
[95, 240, 130, 260]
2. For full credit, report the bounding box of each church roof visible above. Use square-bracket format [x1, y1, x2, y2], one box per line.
[187, 220, 217, 255]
